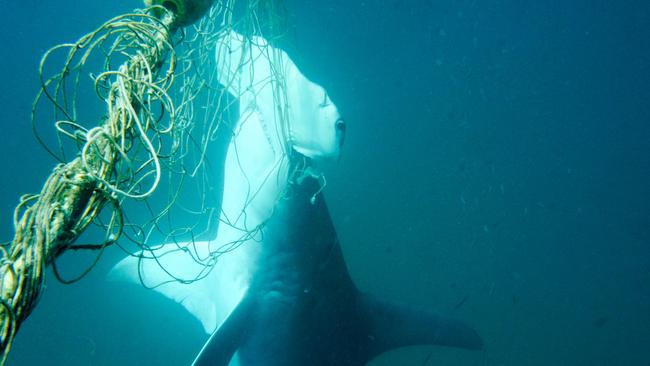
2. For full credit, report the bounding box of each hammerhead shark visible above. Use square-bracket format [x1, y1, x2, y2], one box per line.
[191, 174, 483, 365]
[111, 29, 482, 365]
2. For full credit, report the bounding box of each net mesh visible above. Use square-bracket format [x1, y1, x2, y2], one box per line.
[0, 1, 290, 362]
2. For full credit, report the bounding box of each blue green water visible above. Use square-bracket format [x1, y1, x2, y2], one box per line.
[1, 1, 649, 365]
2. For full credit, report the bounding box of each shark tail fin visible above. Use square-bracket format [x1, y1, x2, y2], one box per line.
[360, 293, 483, 360]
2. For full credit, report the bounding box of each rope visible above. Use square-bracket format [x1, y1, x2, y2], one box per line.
[0, 8, 178, 363]
[0, 1, 290, 362]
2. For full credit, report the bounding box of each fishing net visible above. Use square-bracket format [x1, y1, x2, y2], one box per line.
[0, 0, 289, 363]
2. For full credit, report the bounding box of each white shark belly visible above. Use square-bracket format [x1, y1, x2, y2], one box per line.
[108, 226, 262, 334]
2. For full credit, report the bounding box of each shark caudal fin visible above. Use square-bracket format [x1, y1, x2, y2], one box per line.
[359, 293, 483, 361]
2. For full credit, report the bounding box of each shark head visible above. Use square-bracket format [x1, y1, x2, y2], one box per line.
[285, 74, 346, 160]
[215, 30, 346, 162]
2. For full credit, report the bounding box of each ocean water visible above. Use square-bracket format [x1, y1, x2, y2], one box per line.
[1, 1, 649, 365]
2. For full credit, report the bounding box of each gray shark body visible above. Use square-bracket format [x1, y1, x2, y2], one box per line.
[111, 30, 482, 365]
[193, 176, 483, 366]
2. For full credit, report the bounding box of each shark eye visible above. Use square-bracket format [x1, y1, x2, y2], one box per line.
[335, 119, 346, 133]
[335, 119, 346, 147]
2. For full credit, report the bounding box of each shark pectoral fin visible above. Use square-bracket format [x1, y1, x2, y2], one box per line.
[108, 241, 249, 335]
[360, 293, 483, 360]
[192, 294, 256, 366]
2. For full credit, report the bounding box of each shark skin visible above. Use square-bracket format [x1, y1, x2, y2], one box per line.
[109, 29, 345, 337]
[111, 30, 481, 365]
[192, 176, 483, 366]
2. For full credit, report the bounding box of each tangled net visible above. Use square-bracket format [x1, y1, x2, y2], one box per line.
[0, 0, 290, 363]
